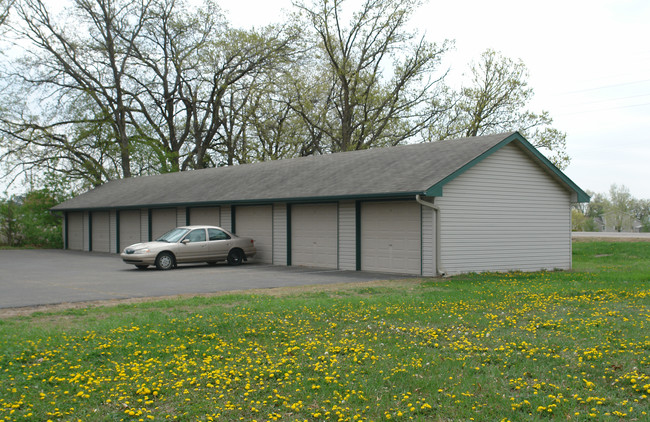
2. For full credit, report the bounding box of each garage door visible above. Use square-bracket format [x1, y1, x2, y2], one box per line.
[119, 210, 141, 251]
[291, 203, 338, 268]
[361, 201, 421, 275]
[91, 211, 110, 252]
[189, 207, 220, 226]
[235, 205, 272, 263]
[67, 212, 84, 250]
[151, 208, 177, 240]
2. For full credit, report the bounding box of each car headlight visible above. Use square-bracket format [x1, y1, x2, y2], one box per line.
[133, 249, 151, 254]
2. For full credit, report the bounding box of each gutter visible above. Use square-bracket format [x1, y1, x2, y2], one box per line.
[415, 194, 447, 277]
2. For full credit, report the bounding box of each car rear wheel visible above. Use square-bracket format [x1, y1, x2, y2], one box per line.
[155, 252, 175, 270]
[227, 249, 244, 266]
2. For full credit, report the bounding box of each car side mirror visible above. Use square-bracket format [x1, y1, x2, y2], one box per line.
[181, 239, 190, 244]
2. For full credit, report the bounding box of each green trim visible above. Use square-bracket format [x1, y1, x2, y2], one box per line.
[286, 204, 292, 266]
[186, 208, 191, 225]
[115, 210, 121, 253]
[64, 212, 69, 250]
[425, 132, 590, 202]
[88, 212, 93, 252]
[52, 192, 422, 213]
[148, 209, 153, 241]
[355, 201, 361, 271]
[231, 205, 236, 233]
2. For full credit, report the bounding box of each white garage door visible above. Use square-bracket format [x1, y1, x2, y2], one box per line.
[119, 210, 141, 251]
[291, 203, 338, 268]
[361, 201, 421, 275]
[151, 208, 177, 240]
[235, 205, 272, 263]
[189, 207, 220, 226]
[91, 211, 110, 253]
[67, 212, 84, 250]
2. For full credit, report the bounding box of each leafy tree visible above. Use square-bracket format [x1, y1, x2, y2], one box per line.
[291, 0, 451, 153]
[429, 49, 569, 169]
[0, 195, 21, 246]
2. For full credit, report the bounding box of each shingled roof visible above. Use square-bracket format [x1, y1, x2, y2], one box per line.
[52, 132, 589, 211]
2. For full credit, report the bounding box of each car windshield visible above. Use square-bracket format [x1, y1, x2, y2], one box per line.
[156, 228, 190, 243]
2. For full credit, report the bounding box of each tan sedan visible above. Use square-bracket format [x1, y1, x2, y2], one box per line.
[120, 225, 256, 270]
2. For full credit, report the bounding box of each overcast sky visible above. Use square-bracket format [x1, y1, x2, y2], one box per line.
[220, 0, 650, 200]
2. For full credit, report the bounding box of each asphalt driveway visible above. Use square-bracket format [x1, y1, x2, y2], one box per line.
[0, 249, 415, 309]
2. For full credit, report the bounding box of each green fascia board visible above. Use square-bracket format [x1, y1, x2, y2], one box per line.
[50, 191, 423, 213]
[424, 132, 590, 203]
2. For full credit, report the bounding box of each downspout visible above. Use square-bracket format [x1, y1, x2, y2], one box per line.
[415, 194, 447, 277]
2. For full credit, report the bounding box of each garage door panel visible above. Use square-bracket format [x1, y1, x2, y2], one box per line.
[291, 204, 337, 268]
[361, 201, 421, 274]
[236, 206, 273, 263]
[91, 211, 110, 253]
[190, 207, 220, 226]
[119, 210, 141, 251]
[151, 208, 177, 240]
[67, 212, 84, 250]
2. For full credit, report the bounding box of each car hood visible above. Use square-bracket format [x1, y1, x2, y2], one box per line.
[125, 241, 171, 251]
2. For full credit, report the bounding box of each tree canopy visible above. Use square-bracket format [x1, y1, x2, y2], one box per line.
[0, 0, 569, 194]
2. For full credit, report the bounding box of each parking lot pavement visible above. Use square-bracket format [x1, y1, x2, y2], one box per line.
[0, 249, 416, 309]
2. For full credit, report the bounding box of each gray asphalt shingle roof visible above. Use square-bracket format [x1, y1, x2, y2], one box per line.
[52, 132, 588, 211]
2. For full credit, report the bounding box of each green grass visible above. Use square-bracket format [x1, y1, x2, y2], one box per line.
[1, 242, 649, 421]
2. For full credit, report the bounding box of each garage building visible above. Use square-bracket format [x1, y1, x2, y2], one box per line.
[52, 132, 589, 276]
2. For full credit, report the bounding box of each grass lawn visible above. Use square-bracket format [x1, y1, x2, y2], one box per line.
[1, 241, 649, 421]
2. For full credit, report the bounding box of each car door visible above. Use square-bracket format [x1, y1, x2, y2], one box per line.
[207, 228, 232, 260]
[176, 228, 209, 262]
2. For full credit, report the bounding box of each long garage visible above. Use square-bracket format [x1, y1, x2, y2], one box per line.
[54, 133, 590, 276]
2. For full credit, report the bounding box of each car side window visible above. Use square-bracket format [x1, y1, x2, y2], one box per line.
[185, 229, 206, 243]
[208, 228, 231, 241]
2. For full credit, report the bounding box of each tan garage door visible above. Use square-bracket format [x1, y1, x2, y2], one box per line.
[235, 205, 272, 263]
[151, 208, 177, 240]
[119, 210, 141, 251]
[291, 203, 338, 268]
[361, 201, 421, 275]
[67, 212, 84, 250]
[189, 207, 221, 226]
[91, 211, 110, 253]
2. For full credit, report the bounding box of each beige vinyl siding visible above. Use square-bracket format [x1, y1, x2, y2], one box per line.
[189, 207, 221, 226]
[176, 207, 186, 227]
[338, 201, 356, 271]
[109, 211, 117, 253]
[273, 204, 287, 266]
[221, 205, 232, 232]
[291, 203, 338, 268]
[140, 209, 148, 241]
[91, 211, 111, 253]
[421, 206, 435, 277]
[67, 212, 84, 250]
[437, 143, 572, 275]
[120, 210, 142, 251]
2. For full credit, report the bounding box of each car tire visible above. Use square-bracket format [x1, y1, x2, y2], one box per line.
[136, 265, 148, 270]
[155, 252, 175, 270]
[227, 249, 244, 266]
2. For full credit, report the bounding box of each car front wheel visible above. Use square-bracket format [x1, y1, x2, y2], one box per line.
[155, 252, 175, 270]
[227, 249, 244, 266]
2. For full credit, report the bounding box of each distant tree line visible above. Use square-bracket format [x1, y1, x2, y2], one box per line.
[0, 0, 568, 195]
[572, 184, 650, 232]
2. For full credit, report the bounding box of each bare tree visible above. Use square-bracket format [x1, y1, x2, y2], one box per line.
[291, 0, 450, 153]
[430, 49, 569, 169]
